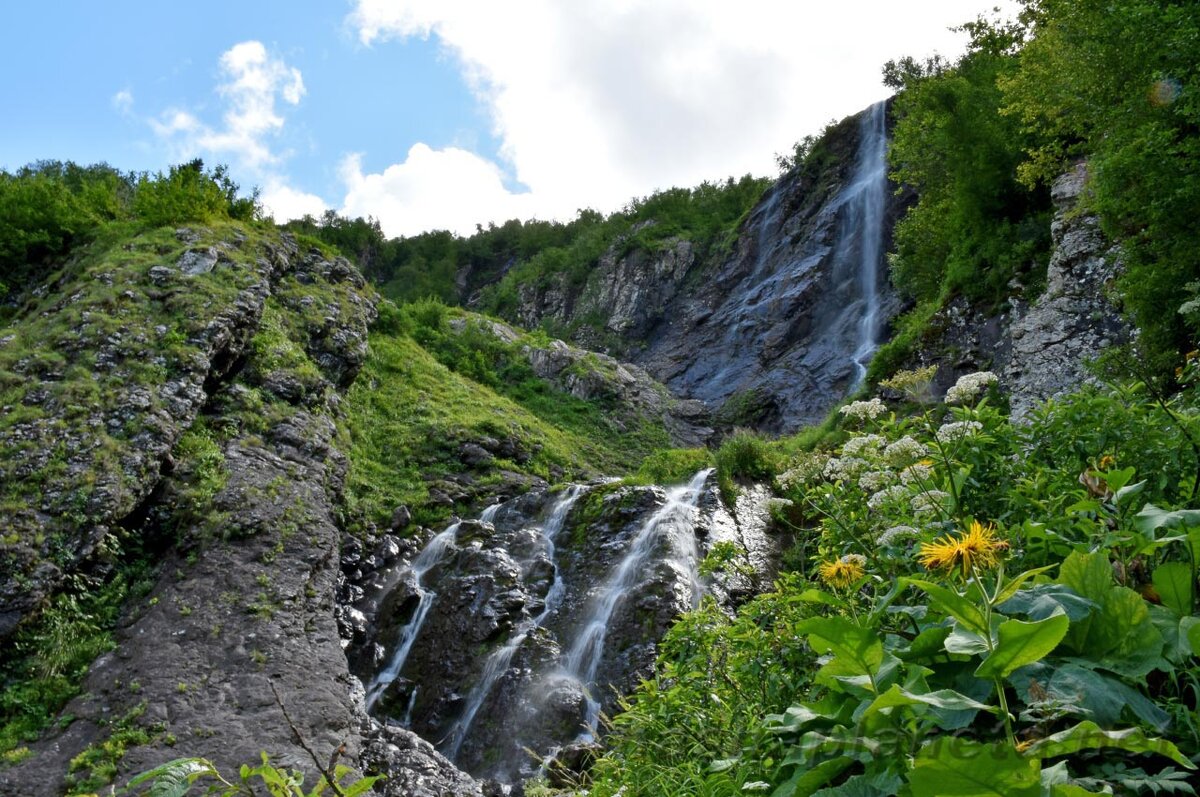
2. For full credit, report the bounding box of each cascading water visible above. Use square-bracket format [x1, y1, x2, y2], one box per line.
[364, 503, 500, 711]
[444, 486, 587, 759]
[561, 468, 713, 738]
[839, 100, 888, 388]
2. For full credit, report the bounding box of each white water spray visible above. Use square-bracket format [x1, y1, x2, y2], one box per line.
[845, 101, 889, 388]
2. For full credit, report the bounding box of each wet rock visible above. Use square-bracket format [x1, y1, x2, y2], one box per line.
[545, 742, 602, 788]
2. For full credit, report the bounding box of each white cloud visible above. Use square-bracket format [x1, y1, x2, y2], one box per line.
[260, 178, 327, 222]
[112, 89, 134, 114]
[346, 0, 1019, 233]
[150, 40, 324, 222]
[339, 147, 545, 237]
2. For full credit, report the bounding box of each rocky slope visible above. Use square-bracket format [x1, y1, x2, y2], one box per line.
[0, 227, 481, 796]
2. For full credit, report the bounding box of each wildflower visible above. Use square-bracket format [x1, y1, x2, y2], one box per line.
[867, 485, 908, 510]
[884, 436, 927, 466]
[839, 398, 887, 422]
[918, 521, 1006, 577]
[818, 554, 867, 588]
[935, 420, 983, 444]
[878, 525, 918, 546]
[823, 456, 869, 482]
[842, 434, 885, 457]
[777, 453, 829, 490]
[911, 490, 950, 513]
[899, 463, 933, 485]
[1097, 454, 1115, 471]
[944, 371, 999, 405]
[880, 365, 938, 402]
[858, 470, 896, 492]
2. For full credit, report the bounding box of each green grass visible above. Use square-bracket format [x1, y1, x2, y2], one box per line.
[344, 327, 676, 532]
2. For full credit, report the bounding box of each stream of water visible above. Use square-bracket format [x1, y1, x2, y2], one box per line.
[363, 503, 500, 711]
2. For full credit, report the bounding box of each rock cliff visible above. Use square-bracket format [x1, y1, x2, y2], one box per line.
[470, 103, 910, 432]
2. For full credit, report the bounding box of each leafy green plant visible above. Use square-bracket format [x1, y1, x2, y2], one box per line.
[119, 753, 380, 797]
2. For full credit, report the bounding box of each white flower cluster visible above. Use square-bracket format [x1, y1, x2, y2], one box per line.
[843, 434, 885, 457]
[839, 398, 887, 421]
[900, 463, 934, 485]
[766, 497, 795, 512]
[945, 371, 999, 404]
[878, 525, 918, 545]
[859, 469, 897, 492]
[935, 420, 984, 443]
[883, 436, 927, 466]
[912, 490, 950, 513]
[777, 453, 830, 490]
[867, 485, 909, 510]
[824, 456, 870, 482]
[840, 553, 867, 566]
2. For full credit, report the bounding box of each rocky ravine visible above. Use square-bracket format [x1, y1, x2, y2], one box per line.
[0, 229, 478, 796]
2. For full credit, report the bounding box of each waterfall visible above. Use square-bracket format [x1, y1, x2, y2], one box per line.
[443, 486, 587, 759]
[364, 503, 501, 711]
[844, 101, 889, 388]
[561, 469, 713, 737]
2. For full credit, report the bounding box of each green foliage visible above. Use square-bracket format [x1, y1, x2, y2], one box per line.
[0, 549, 153, 763]
[591, 369, 1200, 796]
[886, 14, 1052, 309]
[344, 303, 676, 531]
[121, 752, 380, 796]
[630, 448, 715, 486]
[132, 160, 257, 228]
[714, 430, 779, 505]
[1000, 0, 1200, 371]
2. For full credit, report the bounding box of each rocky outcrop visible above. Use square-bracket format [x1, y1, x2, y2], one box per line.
[895, 162, 1127, 413]
[0, 230, 481, 796]
[1002, 163, 1128, 417]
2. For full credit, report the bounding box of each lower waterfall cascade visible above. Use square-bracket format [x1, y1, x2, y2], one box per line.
[356, 469, 723, 781]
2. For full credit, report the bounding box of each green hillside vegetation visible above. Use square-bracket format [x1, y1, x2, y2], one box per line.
[284, 174, 769, 313]
[343, 299, 676, 532]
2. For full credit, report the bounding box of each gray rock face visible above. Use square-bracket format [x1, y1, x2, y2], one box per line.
[474, 104, 907, 433]
[1002, 163, 1128, 417]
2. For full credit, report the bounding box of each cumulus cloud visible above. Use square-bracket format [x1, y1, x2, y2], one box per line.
[151, 40, 325, 221]
[339, 147, 546, 237]
[345, 0, 1017, 233]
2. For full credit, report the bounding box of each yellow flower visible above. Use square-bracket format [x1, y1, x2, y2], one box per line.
[918, 521, 1006, 577]
[1097, 454, 1115, 470]
[818, 555, 866, 589]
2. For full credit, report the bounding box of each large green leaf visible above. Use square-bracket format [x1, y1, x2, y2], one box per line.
[991, 565, 1057, 607]
[1133, 504, 1200, 535]
[1033, 662, 1170, 731]
[861, 684, 993, 719]
[772, 757, 854, 797]
[1190, 620, 1200, 656]
[1022, 720, 1194, 769]
[903, 578, 988, 636]
[998, 584, 1097, 622]
[797, 617, 884, 686]
[975, 611, 1069, 679]
[1057, 551, 1166, 676]
[908, 739, 1041, 797]
[1152, 561, 1195, 616]
[896, 625, 951, 662]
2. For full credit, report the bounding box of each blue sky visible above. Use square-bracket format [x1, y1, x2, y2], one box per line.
[1, 1, 1016, 236]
